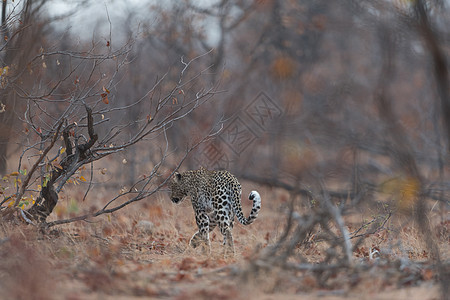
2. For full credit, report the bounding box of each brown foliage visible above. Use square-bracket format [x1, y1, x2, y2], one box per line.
[0, 231, 52, 300]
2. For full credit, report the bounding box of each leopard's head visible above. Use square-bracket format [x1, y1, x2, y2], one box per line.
[169, 172, 188, 204]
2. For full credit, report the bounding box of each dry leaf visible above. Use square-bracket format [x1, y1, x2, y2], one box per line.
[101, 93, 109, 104]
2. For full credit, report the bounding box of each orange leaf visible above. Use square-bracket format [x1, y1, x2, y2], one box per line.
[101, 93, 109, 104]
[271, 56, 295, 79]
[102, 86, 110, 94]
[422, 268, 433, 281]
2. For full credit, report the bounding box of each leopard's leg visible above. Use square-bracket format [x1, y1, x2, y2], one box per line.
[190, 210, 211, 255]
[189, 231, 202, 248]
[209, 219, 217, 232]
[190, 221, 216, 247]
[218, 213, 235, 257]
[219, 226, 234, 257]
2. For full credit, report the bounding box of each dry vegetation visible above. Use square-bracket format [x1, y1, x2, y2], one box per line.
[0, 0, 449, 299]
[0, 182, 447, 299]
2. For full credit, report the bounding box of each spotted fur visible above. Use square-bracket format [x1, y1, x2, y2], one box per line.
[169, 167, 261, 255]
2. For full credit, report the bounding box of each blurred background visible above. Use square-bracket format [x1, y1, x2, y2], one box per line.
[0, 1, 449, 297]
[1, 0, 449, 208]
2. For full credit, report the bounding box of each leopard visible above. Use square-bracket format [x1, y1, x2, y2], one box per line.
[169, 167, 261, 256]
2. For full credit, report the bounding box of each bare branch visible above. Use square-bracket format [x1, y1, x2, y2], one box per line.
[46, 124, 220, 227]
[14, 120, 63, 206]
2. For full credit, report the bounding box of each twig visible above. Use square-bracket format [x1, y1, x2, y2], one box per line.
[14, 120, 63, 206]
[46, 124, 220, 227]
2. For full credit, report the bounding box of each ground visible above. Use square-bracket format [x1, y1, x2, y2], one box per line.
[0, 183, 447, 300]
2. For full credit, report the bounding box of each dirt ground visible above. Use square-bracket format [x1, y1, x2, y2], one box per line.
[0, 184, 447, 300]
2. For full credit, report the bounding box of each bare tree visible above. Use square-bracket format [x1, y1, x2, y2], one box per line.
[0, 0, 45, 175]
[0, 0, 92, 174]
[0, 19, 220, 226]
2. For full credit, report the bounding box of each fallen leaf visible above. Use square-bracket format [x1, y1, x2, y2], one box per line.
[422, 268, 433, 281]
[179, 257, 197, 271]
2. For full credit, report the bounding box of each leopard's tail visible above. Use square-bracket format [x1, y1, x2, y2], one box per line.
[235, 191, 261, 225]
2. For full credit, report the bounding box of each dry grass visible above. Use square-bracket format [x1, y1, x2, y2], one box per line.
[0, 182, 447, 300]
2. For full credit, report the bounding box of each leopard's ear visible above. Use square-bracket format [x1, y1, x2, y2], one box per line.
[174, 172, 182, 183]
